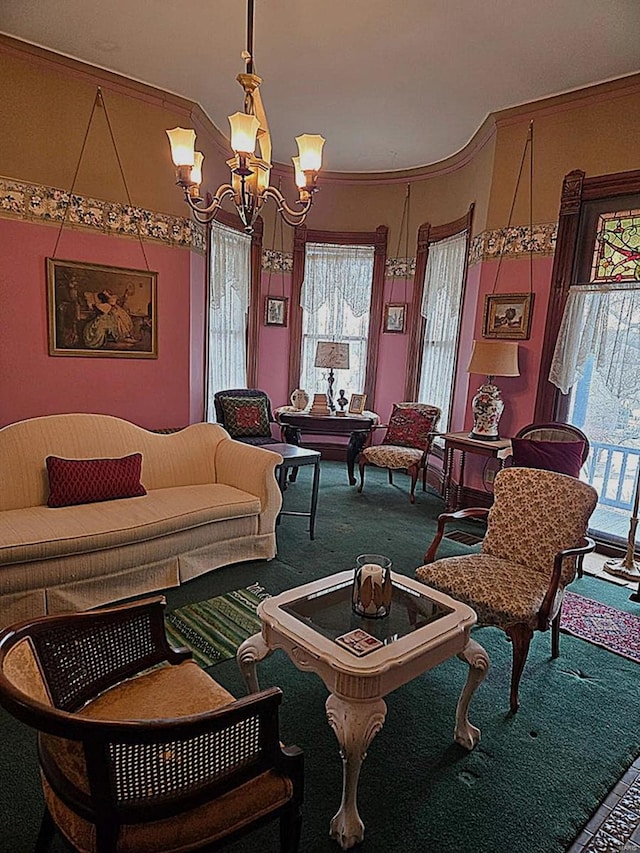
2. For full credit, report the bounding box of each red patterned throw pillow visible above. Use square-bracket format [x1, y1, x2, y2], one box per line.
[220, 397, 271, 438]
[383, 405, 439, 450]
[46, 454, 147, 508]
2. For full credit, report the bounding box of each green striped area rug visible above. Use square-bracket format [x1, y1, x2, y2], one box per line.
[165, 584, 268, 667]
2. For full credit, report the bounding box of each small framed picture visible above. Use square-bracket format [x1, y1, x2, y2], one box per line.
[483, 293, 534, 340]
[264, 296, 288, 327]
[348, 393, 367, 415]
[383, 302, 406, 334]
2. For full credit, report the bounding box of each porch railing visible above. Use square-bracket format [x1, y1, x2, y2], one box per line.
[585, 441, 640, 512]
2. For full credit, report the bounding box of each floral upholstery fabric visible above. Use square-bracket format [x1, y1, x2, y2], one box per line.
[361, 445, 423, 470]
[383, 403, 441, 450]
[416, 467, 598, 630]
[482, 467, 598, 585]
[416, 554, 562, 630]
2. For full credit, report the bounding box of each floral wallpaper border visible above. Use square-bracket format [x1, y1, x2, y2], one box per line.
[1, 178, 557, 269]
[469, 223, 557, 265]
[0, 177, 206, 252]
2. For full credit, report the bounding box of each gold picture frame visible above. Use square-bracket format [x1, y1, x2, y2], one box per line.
[47, 258, 157, 358]
[348, 393, 367, 415]
[383, 302, 406, 333]
[264, 295, 288, 327]
[483, 293, 534, 340]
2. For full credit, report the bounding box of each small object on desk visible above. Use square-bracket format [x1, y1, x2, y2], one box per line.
[335, 629, 383, 656]
[290, 388, 309, 411]
[336, 389, 349, 416]
[309, 393, 330, 416]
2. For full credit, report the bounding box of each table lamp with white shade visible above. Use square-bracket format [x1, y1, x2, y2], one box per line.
[467, 340, 519, 441]
[314, 341, 350, 412]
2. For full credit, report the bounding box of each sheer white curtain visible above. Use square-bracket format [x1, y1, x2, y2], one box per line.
[205, 222, 251, 421]
[299, 242, 375, 397]
[417, 232, 467, 431]
[549, 282, 640, 396]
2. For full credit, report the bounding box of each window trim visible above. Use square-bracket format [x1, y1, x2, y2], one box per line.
[404, 205, 474, 415]
[534, 168, 640, 422]
[288, 225, 388, 407]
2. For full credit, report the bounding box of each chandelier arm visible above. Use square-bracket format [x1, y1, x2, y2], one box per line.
[183, 184, 235, 221]
[262, 186, 313, 227]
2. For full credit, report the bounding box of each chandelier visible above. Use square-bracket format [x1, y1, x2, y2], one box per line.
[166, 0, 325, 232]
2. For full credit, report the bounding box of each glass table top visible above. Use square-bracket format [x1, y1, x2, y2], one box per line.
[281, 577, 453, 647]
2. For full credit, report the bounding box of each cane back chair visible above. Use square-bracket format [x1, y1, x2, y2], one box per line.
[0, 596, 303, 853]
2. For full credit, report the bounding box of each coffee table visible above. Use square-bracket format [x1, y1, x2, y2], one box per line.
[237, 570, 489, 849]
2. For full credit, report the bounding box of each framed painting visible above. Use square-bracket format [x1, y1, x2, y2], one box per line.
[348, 393, 367, 415]
[483, 293, 534, 340]
[47, 258, 157, 358]
[383, 302, 406, 333]
[264, 295, 288, 327]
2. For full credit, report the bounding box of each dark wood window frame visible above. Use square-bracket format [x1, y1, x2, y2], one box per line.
[534, 168, 640, 422]
[206, 208, 263, 389]
[287, 225, 388, 408]
[404, 205, 474, 418]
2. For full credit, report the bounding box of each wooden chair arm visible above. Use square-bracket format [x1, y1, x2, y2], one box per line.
[539, 537, 596, 625]
[424, 507, 489, 563]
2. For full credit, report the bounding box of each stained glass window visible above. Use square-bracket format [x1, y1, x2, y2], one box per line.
[590, 209, 640, 282]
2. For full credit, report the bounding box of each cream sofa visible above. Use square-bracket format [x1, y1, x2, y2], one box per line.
[0, 413, 283, 628]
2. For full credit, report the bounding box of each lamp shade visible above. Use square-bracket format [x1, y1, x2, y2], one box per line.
[314, 341, 350, 370]
[166, 127, 196, 167]
[467, 340, 519, 378]
[228, 112, 260, 155]
[296, 134, 325, 172]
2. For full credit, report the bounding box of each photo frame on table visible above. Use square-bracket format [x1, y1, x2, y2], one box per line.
[383, 302, 407, 334]
[264, 295, 288, 327]
[46, 258, 157, 358]
[482, 293, 534, 340]
[348, 393, 367, 415]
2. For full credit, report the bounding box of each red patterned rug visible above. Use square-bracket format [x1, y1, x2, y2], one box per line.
[560, 591, 640, 664]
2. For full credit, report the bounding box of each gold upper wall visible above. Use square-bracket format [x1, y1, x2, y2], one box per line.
[2, 34, 639, 253]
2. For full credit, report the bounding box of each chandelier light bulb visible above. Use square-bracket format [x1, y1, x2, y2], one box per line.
[292, 156, 306, 189]
[191, 151, 204, 186]
[296, 134, 325, 172]
[229, 112, 260, 155]
[166, 127, 196, 167]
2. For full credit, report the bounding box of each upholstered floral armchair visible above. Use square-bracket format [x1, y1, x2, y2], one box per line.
[357, 402, 441, 503]
[416, 467, 597, 713]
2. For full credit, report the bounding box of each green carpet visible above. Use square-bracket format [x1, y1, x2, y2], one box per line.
[164, 584, 266, 667]
[0, 461, 638, 853]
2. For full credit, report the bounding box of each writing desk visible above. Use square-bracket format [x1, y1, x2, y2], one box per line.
[276, 409, 379, 485]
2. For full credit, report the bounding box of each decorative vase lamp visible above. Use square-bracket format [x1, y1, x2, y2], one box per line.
[604, 460, 640, 591]
[352, 554, 393, 618]
[314, 341, 350, 412]
[467, 340, 520, 441]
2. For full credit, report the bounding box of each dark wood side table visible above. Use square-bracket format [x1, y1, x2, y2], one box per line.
[264, 443, 321, 540]
[276, 410, 379, 485]
[441, 432, 512, 510]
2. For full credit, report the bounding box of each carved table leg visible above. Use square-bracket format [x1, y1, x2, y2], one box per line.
[236, 632, 271, 694]
[347, 429, 370, 486]
[454, 637, 489, 749]
[326, 694, 387, 849]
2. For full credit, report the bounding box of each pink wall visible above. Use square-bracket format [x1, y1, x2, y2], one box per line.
[0, 218, 204, 429]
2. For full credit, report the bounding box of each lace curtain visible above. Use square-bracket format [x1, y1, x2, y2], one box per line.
[299, 242, 375, 398]
[417, 231, 467, 431]
[205, 222, 251, 420]
[549, 282, 640, 397]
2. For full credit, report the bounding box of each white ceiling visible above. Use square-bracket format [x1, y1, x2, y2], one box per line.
[2, 0, 639, 173]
